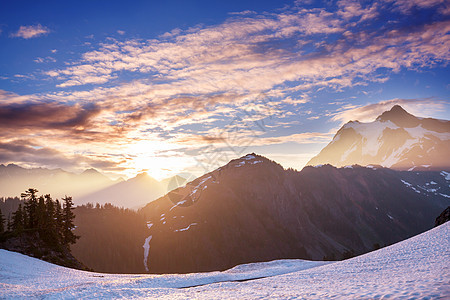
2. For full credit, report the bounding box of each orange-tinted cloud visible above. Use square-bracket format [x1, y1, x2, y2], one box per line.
[11, 24, 50, 39]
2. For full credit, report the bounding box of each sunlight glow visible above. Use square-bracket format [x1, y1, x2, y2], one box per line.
[125, 140, 193, 180]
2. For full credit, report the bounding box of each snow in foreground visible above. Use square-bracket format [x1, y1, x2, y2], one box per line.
[1, 223, 449, 299]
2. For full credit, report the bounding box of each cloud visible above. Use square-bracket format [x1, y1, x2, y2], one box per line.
[228, 10, 257, 16]
[43, 5, 450, 112]
[255, 132, 333, 145]
[0, 100, 101, 133]
[0, 139, 124, 172]
[2, 2, 450, 178]
[337, 0, 379, 22]
[34, 56, 56, 63]
[332, 98, 449, 124]
[117, 30, 125, 35]
[385, 0, 447, 14]
[11, 24, 50, 39]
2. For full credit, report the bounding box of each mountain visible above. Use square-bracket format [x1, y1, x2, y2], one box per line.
[76, 172, 165, 208]
[307, 105, 450, 170]
[0, 164, 186, 208]
[139, 154, 449, 273]
[1, 219, 448, 298]
[76, 173, 189, 209]
[0, 164, 115, 200]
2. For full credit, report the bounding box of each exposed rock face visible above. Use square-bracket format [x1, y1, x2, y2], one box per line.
[435, 206, 450, 227]
[307, 105, 450, 170]
[139, 154, 449, 274]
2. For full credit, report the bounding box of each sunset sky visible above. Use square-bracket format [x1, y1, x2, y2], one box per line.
[0, 0, 449, 180]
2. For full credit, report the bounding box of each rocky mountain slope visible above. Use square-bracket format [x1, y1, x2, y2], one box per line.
[139, 154, 449, 273]
[307, 105, 450, 170]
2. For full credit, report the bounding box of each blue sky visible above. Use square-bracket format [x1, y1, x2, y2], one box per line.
[0, 0, 449, 180]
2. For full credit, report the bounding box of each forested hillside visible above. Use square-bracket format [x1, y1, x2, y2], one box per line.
[0, 189, 83, 269]
[71, 204, 148, 273]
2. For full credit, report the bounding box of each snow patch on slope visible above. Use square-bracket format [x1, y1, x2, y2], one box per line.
[340, 121, 450, 168]
[0, 223, 449, 298]
[143, 235, 152, 272]
[174, 223, 198, 232]
[343, 120, 398, 157]
[440, 171, 450, 181]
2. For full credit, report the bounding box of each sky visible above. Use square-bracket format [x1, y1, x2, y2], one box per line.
[0, 0, 449, 180]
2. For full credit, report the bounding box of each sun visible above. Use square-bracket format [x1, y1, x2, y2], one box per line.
[125, 140, 193, 181]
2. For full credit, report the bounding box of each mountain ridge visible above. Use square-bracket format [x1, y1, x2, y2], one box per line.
[138, 152, 449, 273]
[307, 105, 450, 170]
[0, 164, 115, 200]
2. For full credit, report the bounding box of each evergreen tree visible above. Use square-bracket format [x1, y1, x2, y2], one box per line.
[55, 199, 64, 242]
[11, 204, 24, 233]
[0, 208, 5, 234]
[62, 196, 78, 245]
[7, 214, 12, 232]
[43, 194, 58, 246]
[37, 195, 46, 234]
[22, 188, 39, 229]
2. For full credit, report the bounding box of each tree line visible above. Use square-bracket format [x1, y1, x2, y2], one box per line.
[0, 188, 78, 248]
[71, 203, 148, 273]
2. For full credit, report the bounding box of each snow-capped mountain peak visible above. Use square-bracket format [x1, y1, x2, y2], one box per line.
[307, 105, 450, 170]
[375, 104, 420, 127]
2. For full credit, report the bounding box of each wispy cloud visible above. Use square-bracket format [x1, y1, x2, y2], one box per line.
[228, 10, 257, 16]
[2, 0, 449, 177]
[386, 0, 448, 14]
[11, 24, 50, 39]
[34, 56, 56, 63]
[0, 139, 124, 172]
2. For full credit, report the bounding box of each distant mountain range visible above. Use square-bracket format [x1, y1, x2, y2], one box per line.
[0, 164, 116, 200]
[0, 164, 185, 208]
[77, 173, 187, 209]
[307, 105, 450, 170]
[139, 153, 449, 273]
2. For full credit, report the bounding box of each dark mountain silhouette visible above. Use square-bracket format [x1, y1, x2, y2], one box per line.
[139, 154, 449, 273]
[307, 105, 450, 170]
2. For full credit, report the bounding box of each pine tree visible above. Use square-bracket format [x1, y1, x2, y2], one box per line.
[42, 194, 58, 246]
[22, 188, 39, 229]
[55, 199, 64, 242]
[7, 214, 12, 232]
[37, 195, 46, 235]
[0, 208, 5, 234]
[62, 196, 79, 245]
[11, 204, 24, 233]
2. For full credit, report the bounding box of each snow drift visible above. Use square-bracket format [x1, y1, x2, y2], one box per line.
[0, 222, 448, 299]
